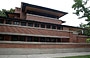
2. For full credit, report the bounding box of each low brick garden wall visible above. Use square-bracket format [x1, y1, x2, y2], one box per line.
[0, 41, 90, 48]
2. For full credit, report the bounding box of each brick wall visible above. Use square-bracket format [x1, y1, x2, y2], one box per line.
[77, 35, 88, 43]
[63, 27, 69, 30]
[0, 43, 90, 48]
[26, 14, 62, 24]
[15, 7, 21, 13]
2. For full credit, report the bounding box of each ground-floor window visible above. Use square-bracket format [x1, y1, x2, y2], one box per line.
[0, 35, 4, 41]
[11, 36, 19, 41]
[1, 35, 69, 42]
[27, 36, 33, 42]
[0, 19, 4, 24]
[61, 38, 69, 42]
[6, 20, 12, 24]
[40, 37, 45, 42]
[19, 36, 26, 41]
[45, 37, 51, 42]
[33, 37, 39, 42]
[50, 38, 56, 42]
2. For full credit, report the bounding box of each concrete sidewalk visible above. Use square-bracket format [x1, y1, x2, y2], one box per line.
[0, 52, 90, 58]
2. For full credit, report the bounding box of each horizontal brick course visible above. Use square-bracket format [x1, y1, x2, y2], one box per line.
[0, 25, 70, 37]
[26, 14, 63, 24]
[0, 43, 90, 48]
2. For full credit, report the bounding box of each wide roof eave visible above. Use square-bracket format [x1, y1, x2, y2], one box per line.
[21, 2, 68, 18]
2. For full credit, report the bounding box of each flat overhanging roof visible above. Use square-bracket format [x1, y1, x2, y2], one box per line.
[21, 2, 68, 19]
[5, 12, 20, 18]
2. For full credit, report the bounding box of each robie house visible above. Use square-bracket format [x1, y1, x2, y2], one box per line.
[0, 2, 90, 50]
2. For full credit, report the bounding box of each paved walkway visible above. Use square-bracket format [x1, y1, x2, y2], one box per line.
[0, 52, 90, 58]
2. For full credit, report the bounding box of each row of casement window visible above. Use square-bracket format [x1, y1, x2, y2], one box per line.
[0, 19, 62, 30]
[0, 35, 69, 42]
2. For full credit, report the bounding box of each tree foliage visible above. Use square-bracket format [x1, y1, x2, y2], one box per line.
[72, 0, 90, 23]
[72, 0, 90, 36]
[86, 38, 90, 43]
[79, 23, 90, 36]
[0, 8, 15, 17]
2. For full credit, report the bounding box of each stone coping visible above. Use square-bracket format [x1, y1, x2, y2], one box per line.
[0, 41, 90, 45]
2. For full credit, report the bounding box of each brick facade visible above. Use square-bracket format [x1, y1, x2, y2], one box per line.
[0, 43, 90, 48]
[0, 2, 90, 49]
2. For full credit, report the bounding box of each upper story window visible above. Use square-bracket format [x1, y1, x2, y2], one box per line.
[57, 26, 62, 30]
[34, 23, 39, 27]
[1, 19, 63, 30]
[0, 19, 4, 24]
[21, 22, 26, 26]
[52, 25, 56, 29]
[13, 21, 20, 25]
[28, 22, 33, 27]
[41, 24, 45, 28]
[6, 20, 12, 24]
[46, 24, 51, 29]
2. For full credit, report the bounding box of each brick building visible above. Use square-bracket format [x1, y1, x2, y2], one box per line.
[0, 2, 89, 48]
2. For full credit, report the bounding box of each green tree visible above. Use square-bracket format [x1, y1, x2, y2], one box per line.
[72, 0, 90, 36]
[86, 38, 90, 43]
[72, 0, 90, 24]
[79, 23, 90, 36]
[0, 8, 15, 17]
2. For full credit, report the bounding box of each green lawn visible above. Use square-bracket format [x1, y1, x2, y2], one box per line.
[57, 55, 90, 58]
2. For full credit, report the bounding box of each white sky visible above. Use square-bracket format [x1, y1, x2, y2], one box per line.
[0, 0, 89, 27]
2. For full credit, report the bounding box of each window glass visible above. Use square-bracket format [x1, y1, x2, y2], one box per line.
[52, 25, 56, 29]
[11, 36, 18, 41]
[0, 35, 4, 41]
[13, 21, 20, 25]
[57, 38, 61, 42]
[19, 36, 25, 41]
[50, 38, 56, 42]
[33, 37, 39, 42]
[21, 22, 26, 26]
[6, 20, 12, 24]
[34, 23, 39, 27]
[45, 37, 51, 42]
[40, 37, 45, 42]
[0, 19, 4, 24]
[57, 26, 61, 30]
[41, 24, 45, 28]
[46, 24, 51, 29]
[28, 22, 33, 27]
[27, 36, 33, 42]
